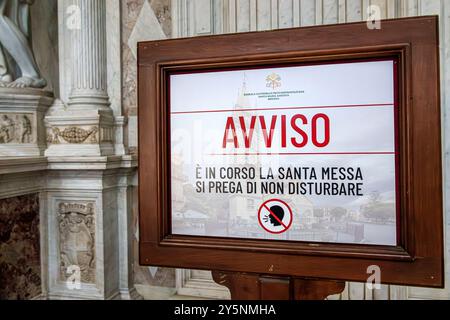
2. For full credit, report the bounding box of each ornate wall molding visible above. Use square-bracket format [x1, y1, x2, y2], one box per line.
[47, 126, 98, 144]
[0, 114, 34, 144]
[0, 88, 53, 156]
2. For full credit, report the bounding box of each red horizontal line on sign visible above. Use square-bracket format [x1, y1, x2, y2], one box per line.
[171, 103, 394, 115]
[208, 152, 396, 156]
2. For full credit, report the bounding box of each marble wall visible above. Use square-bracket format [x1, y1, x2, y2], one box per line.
[0, 194, 41, 300]
[30, 0, 59, 94]
[122, 0, 176, 291]
[122, 0, 171, 153]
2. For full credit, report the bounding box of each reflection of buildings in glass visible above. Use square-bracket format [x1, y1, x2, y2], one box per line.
[231, 73, 262, 166]
[281, 194, 314, 229]
[172, 152, 210, 234]
[229, 75, 260, 223]
[228, 75, 316, 230]
[229, 194, 259, 222]
[348, 209, 362, 221]
[229, 74, 260, 223]
[171, 153, 187, 212]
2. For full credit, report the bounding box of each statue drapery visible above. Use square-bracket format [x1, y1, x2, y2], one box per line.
[0, 0, 46, 88]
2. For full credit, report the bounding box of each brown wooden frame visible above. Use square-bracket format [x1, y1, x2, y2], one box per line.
[138, 16, 444, 287]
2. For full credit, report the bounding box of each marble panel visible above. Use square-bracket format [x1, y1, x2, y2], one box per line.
[30, 0, 59, 95]
[0, 194, 40, 300]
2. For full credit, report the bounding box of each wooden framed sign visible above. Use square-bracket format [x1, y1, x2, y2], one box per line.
[138, 16, 444, 288]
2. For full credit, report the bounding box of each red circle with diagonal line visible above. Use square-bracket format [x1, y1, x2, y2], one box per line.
[258, 198, 293, 234]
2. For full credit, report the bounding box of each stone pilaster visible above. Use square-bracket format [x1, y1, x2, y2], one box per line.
[42, 0, 139, 300]
[45, 0, 114, 157]
[43, 157, 138, 300]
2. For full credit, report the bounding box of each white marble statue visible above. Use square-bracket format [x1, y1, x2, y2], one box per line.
[0, 0, 46, 88]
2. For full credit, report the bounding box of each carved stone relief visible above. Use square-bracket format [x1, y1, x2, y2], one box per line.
[58, 202, 95, 284]
[47, 126, 98, 144]
[0, 113, 34, 144]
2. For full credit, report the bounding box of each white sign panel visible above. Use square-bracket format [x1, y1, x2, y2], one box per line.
[170, 59, 397, 246]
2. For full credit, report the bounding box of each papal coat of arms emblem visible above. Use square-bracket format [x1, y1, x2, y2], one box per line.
[266, 73, 281, 90]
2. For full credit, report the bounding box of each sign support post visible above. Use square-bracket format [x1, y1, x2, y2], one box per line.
[212, 271, 345, 300]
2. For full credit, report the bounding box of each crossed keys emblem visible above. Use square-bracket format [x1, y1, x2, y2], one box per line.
[266, 73, 281, 90]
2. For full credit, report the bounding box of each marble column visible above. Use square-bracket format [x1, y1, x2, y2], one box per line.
[69, 0, 109, 111]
